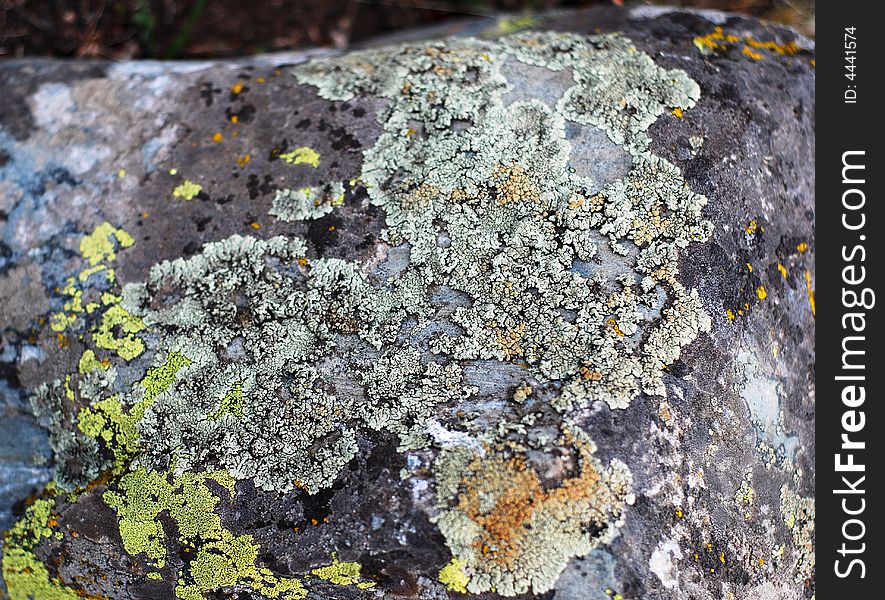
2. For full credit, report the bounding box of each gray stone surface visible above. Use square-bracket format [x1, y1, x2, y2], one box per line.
[0, 7, 814, 600]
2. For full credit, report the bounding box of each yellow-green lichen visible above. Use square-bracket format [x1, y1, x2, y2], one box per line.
[279, 146, 320, 168]
[77, 351, 191, 470]
[172, 180, 203, 200]
[1, 497, 82, 600]
[311, 557, 375, 589]
[439, 557, 470, 593]
[103, 467, 304, 600]
[79, 221, 135, 266]
[92, 303, 146, 360]
[209, 380, 244, 420]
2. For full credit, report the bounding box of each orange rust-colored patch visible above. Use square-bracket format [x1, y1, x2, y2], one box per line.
[455, 436, 603, 569]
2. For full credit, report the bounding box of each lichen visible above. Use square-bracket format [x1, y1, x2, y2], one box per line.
[270, 182, 345, 221]
[439, 557, 470, 593]
[26, 30, 716, 597]
[1, 497, 82, 600]
[279, 146, 321, 168]
[431, 421, 631, 596]
[294, 31, 711, 409]
[172, 180, 203, 200]
[102, 467, 306, 599]
[311, 557, 375, 589]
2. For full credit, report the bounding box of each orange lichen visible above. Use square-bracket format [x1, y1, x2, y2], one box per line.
[804, 270, 816, 317]
[455, 435, 603, 570]
[671, 107, 683, 118]
[212, 132, 223, 143]
[231, 82, 244, 94]
[491, 322, 526, 360]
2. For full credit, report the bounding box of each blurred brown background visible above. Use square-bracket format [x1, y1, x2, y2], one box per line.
[0, 0, 814, 60]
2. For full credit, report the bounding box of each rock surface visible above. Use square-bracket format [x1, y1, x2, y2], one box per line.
[0, 6, 815, 600]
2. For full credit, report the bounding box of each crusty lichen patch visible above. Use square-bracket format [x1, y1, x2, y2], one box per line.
[1, 495, 81, 600]
[293, 31, 711, 409]
[27, 30, 712, 598]
[432, 421, 631, 596]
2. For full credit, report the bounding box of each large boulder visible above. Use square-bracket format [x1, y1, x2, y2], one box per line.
[0, 6, 814, 600]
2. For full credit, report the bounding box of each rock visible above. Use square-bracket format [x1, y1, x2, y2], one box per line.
[0, 6, 815, 600]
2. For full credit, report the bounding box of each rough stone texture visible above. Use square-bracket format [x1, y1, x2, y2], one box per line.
[0, 6, 814, 600]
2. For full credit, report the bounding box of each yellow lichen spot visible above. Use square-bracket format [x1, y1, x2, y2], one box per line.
[312, 558, 374, 588]
[671, 107, 684, 118]
[742, 46, 763, 60]
[675, 508, 683, 518]
[173, 180, 203, 201]
[719, 552, 726, 564]
[93, 304, 146, 360]
[405, 128, 417, 137]
[438, 557, 470, 594]
[230, 115, 239, 124]
[805, 270, 816, 317]
[80, 222, 135, 266]
[78, 349, 109, 374]
[746, 262, 753, 273]
[810, 59, 816, 68]
[236, 154, 251, 168]
[212, 132, 223, 143]
[256, 76, 266, 84]
[777, 263, 788, 278]
[249, 222, 262, 230]
[745, 220, 762, 236]
[169, 168, 178, 175]
[117, 168, 126, 178]
[279, 146, 321, 168]
[796, 242, 808, 253]
[231, 82, 244, 94]
[296, 257, 309, 268]
[755, 285, 767, 301]
[726, 309, 735, 321]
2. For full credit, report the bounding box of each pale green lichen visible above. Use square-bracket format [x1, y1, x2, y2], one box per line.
[75, 351, 191, 472]
[779, 485, 814, 582]
[271, 182, 345, 221]
[117, 234, 454, 493]
[293, 32, 712, 409]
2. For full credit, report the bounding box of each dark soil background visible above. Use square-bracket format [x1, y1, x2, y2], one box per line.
[1, 0, 813, 60]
